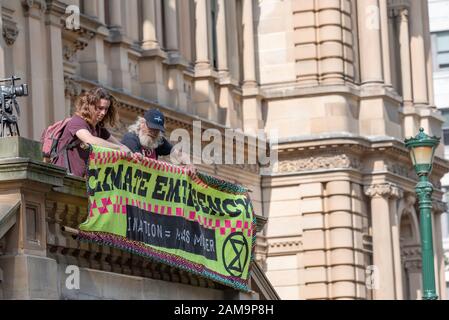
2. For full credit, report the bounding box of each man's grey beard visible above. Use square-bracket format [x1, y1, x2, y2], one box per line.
[139, 131, 163, 150]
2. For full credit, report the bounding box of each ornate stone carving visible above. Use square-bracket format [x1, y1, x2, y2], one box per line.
[433, 200, 447, 214]
[401, 244, 422, 271]
[22, 0, 47, 14]
[2, 20, 18, 46]
[386, 161, 442, 190]
[364, 183, 403, 199]
[388, 161, 415, 179]
[62, 30, 95, 62]
[64, 76, 82, 98]
[2, 7, 19, 46]
[402, 193, 416, 216]
[403, 259, 422, 272]
[277, 154, 360, 173]
[254, 236, 268, 272]
[389, 0, 411, 16]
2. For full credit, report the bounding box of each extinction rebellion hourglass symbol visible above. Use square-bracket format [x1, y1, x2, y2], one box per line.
[222, 232, 249, 277]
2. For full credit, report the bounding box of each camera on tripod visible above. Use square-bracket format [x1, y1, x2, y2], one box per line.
[0, 76, 28, 137]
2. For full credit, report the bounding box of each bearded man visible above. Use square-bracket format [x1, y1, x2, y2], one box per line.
[122, 109, 194, 172]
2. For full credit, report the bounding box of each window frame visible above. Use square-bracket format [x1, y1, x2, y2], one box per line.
[432, 31, 449, 71]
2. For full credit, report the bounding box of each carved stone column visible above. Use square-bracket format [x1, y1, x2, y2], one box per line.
[141, 0, 159, 49]
[357, 0, 384, 84]
[379, 0, 392, 87]
[22, 0, 48, 139]
[164, 0, 179, 54]
[109, 0, 123, 34]
[45, 2, 68, 122]
[216, 0, 228, 75]
[241, 0, 262, 133]
[394, 6, 413, 105]
[107, 0, 132, 92]
[364, 183, 400, 299]
[421, 0, 435, 107]
[409, 0, 428, 106]
[83, 0, 105, 24]
[242, 0, 256, 86]
[194, 0, 210, 68]
[193, 0, 217, 121]
[216, 0, 234, 126]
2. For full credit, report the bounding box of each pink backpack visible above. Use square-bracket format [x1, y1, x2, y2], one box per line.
[40, 118, 73, 163]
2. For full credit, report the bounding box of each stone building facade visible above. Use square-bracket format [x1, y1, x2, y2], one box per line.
[0, 0, 448, 300]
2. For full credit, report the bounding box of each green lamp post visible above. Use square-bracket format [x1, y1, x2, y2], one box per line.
[404, 128, 440, 300]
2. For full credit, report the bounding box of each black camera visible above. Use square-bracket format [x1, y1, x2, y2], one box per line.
[0, 76, 28, 137]
[0, 83, 28, 98]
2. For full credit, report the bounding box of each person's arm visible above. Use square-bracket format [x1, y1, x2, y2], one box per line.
[107, 134, 122, 145]
[76, 129, 130, 152]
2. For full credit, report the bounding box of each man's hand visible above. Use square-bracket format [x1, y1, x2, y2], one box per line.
[132, 152, 144, 161]
[185, 164, 197, 177]
[119, 144, 131, 153]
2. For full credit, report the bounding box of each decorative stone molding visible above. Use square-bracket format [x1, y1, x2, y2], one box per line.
[2, 7, 19, 46]
[277, 154, 360, 173]
[386, 162, 442, 189]
[401, 245, 421, 257]
[22, 0, 47, 15]
[433, 200, 447, 215]
[63, 76, 82, 98]
[364, 183, 403, 199]
[401, 244, 422, 271]
[62, 28, 95, 62]
[403, 259, 422, 272]
[388, 0, 411, 11]
[267, 238, 302, 255]
[254, 236, 268, 271]
[402, 193, 416, 215]
[387, 161, 414, 180]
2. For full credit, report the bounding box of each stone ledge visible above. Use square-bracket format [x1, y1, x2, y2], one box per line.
[0, 159, 66, 187]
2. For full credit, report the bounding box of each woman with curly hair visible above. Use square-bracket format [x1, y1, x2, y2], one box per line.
[55, 87, 130, 177]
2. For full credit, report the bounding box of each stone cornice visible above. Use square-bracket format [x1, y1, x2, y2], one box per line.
[259, 81, 403, 105]
[364, 183, 403, 199]
[0, 158, 66, 187]
[44, 0, 66, 16]
[274, 135, 449, 186]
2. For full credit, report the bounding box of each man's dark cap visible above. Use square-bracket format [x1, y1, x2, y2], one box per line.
[144, 109, 165, 132]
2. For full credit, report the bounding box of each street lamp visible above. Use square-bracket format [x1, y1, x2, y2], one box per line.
[405, 128, 440, 300]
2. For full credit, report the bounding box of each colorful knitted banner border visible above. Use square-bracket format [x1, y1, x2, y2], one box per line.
[78, 145, 257, 292]
[76, 230, 251, 291]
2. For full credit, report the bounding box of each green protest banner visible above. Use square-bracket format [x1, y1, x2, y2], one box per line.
[77, 145, 256, 291]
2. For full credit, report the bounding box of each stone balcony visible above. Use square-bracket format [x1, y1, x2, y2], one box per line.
[0, 137, 277, 300]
